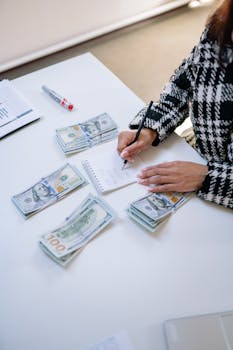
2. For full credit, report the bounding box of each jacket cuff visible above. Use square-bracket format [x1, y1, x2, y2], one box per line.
[196, 162, 233, 209]
[129, 104, 164, 146]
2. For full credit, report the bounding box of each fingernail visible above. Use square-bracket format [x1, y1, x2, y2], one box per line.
[148, 185, 157, 192]
[137, 179, 144, 184]
[149, 184, 156, 188]
[121, 151, 127, 157]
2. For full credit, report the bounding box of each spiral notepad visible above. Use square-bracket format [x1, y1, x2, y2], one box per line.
[82, 150, 144, 194]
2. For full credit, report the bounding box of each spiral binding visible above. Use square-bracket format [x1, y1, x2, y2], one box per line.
[82, 160, 105, 193]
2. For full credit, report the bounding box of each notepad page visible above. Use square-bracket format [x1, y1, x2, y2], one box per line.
[0, 80, 33, 127]
[82, 150, 145, 193]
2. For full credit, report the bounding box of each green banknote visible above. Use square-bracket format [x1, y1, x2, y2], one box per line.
[39, 193, 116, 265]
[56, 113, 118, 155]
[12, 163, 87, 218]
[127, 192, 190, 232]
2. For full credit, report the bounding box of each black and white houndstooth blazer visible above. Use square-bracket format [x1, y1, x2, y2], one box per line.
[129, 28, 233, 209]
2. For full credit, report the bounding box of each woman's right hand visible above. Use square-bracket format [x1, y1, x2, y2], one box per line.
[117, 128, 158, 162]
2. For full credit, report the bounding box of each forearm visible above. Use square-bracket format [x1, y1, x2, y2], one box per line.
[129, 100, 189, 146]
[129, 64, 193, 145]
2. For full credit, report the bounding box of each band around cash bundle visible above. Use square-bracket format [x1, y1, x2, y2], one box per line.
[127, 192, 190, 232]
[56, 113, 118, 154]
[12, 163, 87, 218]
[39, 193, 116, 266]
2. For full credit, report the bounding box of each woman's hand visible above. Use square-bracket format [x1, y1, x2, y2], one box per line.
[137, 161, 208, 192]
[117, 128, 157, 162]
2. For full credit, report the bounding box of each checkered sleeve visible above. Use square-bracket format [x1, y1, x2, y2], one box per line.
[129, 45, 198, 145]
[197, 156, 233, 209]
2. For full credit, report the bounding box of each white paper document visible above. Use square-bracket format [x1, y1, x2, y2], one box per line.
[0, 79, 41, 138]
[83, 330, 135, 350]
[82, 149, 145, 193]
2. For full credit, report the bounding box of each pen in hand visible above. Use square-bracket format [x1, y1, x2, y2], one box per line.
[121, 100, 154, 169]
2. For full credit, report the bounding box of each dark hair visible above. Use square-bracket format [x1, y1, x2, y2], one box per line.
[207, 0, 233, 61]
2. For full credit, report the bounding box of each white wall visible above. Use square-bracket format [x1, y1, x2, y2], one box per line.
[0, 0, 189, 72]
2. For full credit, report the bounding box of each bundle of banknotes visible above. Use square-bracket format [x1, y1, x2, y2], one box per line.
[12, 163, 86, 218]
[127, 192, 190, 231]
[56, 113, 118, 154]
[39, 193, 116, 266]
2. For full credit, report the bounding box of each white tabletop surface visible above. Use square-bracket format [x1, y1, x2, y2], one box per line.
[0, 53, 233, 350]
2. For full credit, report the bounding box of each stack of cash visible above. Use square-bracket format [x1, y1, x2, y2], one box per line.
[12, 163, 86, 218]
[39, 193, 116, 266]
[127, 192, 189, 232]
[56, 113, 118, 154]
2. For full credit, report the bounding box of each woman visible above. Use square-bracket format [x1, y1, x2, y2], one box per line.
[118, 0, 233, 210]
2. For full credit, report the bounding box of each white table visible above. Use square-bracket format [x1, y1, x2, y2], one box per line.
[1, 53, 233, 350]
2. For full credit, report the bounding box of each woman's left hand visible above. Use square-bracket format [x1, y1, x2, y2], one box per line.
[137, 161, 208, 193]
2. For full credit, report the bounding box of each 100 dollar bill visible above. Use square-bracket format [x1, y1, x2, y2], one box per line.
[12, 163, 86, 218]
[56, 113, 118, 155]
[128, 192, 190, 232]
[39, 193, 116, 265]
